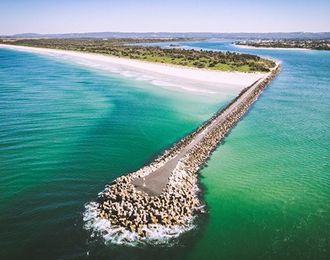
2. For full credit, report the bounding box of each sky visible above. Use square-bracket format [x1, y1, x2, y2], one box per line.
[0, 0, 329, 35]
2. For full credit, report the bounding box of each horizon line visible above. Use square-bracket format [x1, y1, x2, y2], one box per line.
[2, 31, 330, 36]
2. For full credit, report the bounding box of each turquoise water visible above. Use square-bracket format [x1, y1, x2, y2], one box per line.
[0, 43, 329, 259]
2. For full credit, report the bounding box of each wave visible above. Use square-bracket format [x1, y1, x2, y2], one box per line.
[83, 201, 196, 247]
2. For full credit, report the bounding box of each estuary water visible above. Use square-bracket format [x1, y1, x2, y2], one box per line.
[0, 42, 329, 259]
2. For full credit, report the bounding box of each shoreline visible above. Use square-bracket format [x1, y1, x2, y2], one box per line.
[235, 43, 312, 51]
[0, 44, 265, 92]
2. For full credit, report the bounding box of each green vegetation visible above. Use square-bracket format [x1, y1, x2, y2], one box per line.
[1, 38, 276, 72]
[236, 39, 330, 51]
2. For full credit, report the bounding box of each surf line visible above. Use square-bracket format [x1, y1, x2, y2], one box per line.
[85, 64, 280, 241]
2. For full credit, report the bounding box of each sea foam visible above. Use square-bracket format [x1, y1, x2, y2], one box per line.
[83, 201, 196, 246]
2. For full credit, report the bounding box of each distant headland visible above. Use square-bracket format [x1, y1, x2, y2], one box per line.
[236, 39, 330, 51]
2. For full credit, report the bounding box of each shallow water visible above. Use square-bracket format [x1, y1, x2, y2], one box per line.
[0, 42, 329, 259]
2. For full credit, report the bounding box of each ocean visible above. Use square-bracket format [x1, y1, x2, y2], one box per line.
[0, 41, 329, 259]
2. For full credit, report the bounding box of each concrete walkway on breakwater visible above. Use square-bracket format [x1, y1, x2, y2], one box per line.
[132, 73, 273, 196]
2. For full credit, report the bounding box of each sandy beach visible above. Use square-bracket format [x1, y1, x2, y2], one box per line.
[0, 44, 265, 93]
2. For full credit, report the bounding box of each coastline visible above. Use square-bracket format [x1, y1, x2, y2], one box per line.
[235, 43, 312, 51]
[0, 42, 279, 244]
[0, 44, 265, 92]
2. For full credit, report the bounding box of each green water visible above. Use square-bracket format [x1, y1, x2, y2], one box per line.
[0, 42, 329, 259]
[186, 42, 330, 260]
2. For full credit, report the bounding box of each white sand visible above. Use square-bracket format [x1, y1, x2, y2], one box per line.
[0, 44, 265, 94]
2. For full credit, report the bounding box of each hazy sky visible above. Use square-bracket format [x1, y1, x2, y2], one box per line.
[1, 0, 329, 35]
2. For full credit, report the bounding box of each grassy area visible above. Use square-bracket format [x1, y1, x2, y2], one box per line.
[0, 38, 276, 72]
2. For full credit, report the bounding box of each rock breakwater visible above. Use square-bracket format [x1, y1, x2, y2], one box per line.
[84, 65, 280, 244]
